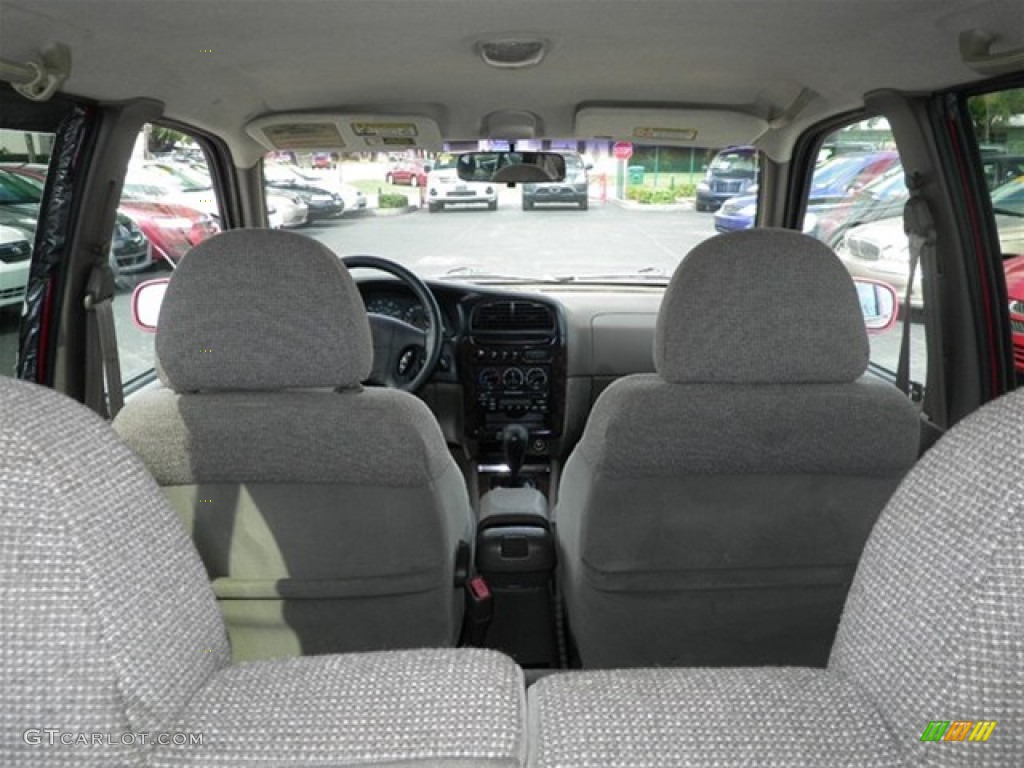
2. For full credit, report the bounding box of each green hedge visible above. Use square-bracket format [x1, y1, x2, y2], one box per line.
[378, 193, 409, 209]
[626, 184, 695, 204]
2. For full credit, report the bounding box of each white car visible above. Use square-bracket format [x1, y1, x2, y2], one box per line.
[337, 182, 367, 214]
[837, 211, 1024, 309]
[0, 223, 31, 309]
[266, 192, 308, 229]
[835, 216, 922, 308]
[426, 154, 498, 212]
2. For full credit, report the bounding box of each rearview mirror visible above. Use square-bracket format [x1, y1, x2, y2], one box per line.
[853, 277, 898, 333]
[456, 151, 566, 184]
[131, 278, 169, 333]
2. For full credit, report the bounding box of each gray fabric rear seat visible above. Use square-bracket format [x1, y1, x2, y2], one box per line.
[530, 385, 1024, 766]
[0, 375, 525, 768]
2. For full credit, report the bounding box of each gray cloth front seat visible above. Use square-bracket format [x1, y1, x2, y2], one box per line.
[114, 229, 473, 661]
[0, 375, 526, 768]
[530, 384, 1024, 765]
[556, 228, 921, 668]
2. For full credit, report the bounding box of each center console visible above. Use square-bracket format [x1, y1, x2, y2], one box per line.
[456, 298, 567, 667]
[458, 297, 566, 457]
[474, 486, 559, 667]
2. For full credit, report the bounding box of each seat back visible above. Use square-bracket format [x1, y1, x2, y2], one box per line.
[556, 229, 921, 668]
[114, 230, 473, 660]
[830, 386, 1024, 752]
[1, 375, 229, 763]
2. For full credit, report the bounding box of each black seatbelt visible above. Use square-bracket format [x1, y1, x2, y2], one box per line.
[898, 173, 933, 403]
[83, 260, 123, 418]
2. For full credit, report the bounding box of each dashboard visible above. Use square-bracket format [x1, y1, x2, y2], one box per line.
[355, 277, 663, 468]
[363, 293, 433, 331]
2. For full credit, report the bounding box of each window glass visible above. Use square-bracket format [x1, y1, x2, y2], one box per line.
[264, 144, 728, 283]
[967, 88, 1024, 381]
[111, 124, 221, 387]
[803, 123, 925, 386]
[0, 129, 56, 376]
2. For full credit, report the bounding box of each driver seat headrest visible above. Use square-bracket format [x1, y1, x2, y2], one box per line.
[156, 229, 372, 392]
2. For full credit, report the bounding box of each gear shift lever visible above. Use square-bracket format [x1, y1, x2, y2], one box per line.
[502, 424, 529, 487]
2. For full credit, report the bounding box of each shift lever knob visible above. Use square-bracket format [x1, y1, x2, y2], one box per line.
[502, 424, 529, 486]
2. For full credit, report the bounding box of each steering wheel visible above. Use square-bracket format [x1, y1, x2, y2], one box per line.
[342, 255, 444, 393]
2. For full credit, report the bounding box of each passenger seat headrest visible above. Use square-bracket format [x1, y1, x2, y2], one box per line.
[156, 229, 373, 392]
[654, 228, 870, 384]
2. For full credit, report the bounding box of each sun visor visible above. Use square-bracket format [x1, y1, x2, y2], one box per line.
[245, 113, 443, 152]
[574, 107, 768, 149]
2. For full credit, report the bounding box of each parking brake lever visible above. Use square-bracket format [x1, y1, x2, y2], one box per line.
[502, 424, 529, 487]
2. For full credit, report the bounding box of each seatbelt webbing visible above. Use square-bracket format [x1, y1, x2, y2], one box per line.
[899, 175, 934, 400]
[84, 261, 123, 419]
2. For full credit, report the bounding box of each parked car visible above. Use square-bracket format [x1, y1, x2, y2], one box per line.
[1008, 256, 1024, 373]
[0, 167, 42, 232]
[266, 191, 309, 229]
[107, 211, 153, 275]
[814, 162, 1024, 249]
[983, 154, 1024, 189]
[311, 152, 337, 169]
[337, 182, 368, 214]
[138, 161, 221, 220]
[120, 170, 220, 264]
[0, 164, 152, 277]
[837, 207, 1023, 329]
[522, 152, 590, 210]
[385, 158, 430, 187]
[426, 154, 498, 212]
[0, 223, 31, 309]
[265, 163, 367, 215]
[714, 151, 900, 233]
[695, 145, 757, 211]
[262, 163, 345, 220]
[991, 173, 1024, 218]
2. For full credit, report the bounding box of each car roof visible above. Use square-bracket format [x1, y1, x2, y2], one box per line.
[2, 0, 1021, 165]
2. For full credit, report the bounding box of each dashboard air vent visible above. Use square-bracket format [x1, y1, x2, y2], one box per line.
[471, 300, 556, 334]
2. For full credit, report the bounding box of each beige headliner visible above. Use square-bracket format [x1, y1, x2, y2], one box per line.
[2, 0, 1023, 164]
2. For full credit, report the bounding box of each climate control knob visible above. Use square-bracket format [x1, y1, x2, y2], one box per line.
[526, 367, 548, 391]
[502, 367, 524, 389]
[478, 368, 500, 391]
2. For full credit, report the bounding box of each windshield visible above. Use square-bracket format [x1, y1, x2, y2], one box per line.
[859, 167, 907, 202]
[709, 150, 755, 176]
[0, 169, 43, 205]
[123, 170, 177, 200]
[991, 177, 1024, 216]
[268, 144, 722, 283]
[145, 163, 212, 191]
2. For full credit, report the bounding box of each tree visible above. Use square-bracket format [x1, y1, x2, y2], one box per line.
[146, 126, 193, 155]
[968, 89, 1024, 144]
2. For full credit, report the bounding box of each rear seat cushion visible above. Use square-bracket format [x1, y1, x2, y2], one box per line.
[527, 668, 899, 768]
[153, 648, 527, 768]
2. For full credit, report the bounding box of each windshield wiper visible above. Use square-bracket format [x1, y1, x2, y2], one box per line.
[433, 267, 564, 284]
[553, 266, 670, 284]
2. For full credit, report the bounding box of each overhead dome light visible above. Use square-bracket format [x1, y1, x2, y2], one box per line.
[477, 39, 547, 69]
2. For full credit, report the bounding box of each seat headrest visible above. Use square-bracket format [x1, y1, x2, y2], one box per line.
[654, 228, 869, 384]
[156, 229, 372, 392]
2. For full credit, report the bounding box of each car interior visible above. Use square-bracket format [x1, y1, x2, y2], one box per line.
[1, 1, 1022, 766]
